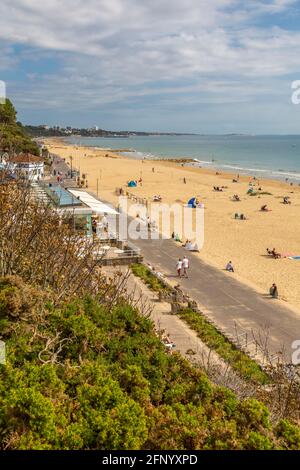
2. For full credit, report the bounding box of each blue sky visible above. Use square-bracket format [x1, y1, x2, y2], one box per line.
[1, 0, 300, 133]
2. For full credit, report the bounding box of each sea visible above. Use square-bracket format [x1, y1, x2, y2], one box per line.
[66, 134, 300, 183]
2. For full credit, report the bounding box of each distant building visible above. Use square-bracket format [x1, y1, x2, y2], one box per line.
[8, 153, 45, 181]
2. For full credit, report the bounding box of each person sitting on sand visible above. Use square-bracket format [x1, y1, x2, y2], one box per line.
[261, 204, 268, 211]
[269, 283, 278, 299]
[267, 248, 281, 259]
[234, 212, 246, 220]
[283, 196, 291, 205]
[233, 194, 241, 201]
[174, 233, 182, 242]
[226, 261, 234, 272]
[272, 248, 281, 259]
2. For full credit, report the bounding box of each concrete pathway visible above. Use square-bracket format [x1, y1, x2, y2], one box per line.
[131, 237, 300, 364]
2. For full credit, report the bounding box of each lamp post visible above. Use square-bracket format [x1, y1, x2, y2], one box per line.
[70, 155, 73, 178]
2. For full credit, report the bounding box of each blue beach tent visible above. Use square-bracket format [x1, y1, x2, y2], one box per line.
[128, 180, 137, 187]
[187, 197, 197, 208]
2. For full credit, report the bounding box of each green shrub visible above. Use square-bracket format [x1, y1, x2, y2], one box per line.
[0, 276, 299, 450]
[276, 419, 300, 450]
[179, 309, 269, 385]
[131, 264, 170, 293]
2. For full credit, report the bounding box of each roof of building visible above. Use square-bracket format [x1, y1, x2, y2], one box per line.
[9, 153, 44, 164]
[68, 189, 119, 214]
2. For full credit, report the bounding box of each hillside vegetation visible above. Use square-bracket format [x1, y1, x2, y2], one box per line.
[0, 99, 40, 155]
[1, 275, 300, 450]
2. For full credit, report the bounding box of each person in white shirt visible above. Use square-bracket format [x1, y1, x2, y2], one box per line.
[182, 256, 189, 278]
[176, 259, 183, 277]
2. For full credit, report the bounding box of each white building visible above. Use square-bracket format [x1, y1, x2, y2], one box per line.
[9, 153, 45, 181]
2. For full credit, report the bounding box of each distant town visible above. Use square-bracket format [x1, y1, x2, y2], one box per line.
[24, 124, 196, 138]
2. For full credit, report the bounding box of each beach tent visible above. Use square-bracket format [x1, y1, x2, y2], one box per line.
[128, 180, 137, 187]
[187, 197, 197, 208]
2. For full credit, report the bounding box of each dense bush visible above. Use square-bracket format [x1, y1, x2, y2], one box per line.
[0, 276, 299, 450]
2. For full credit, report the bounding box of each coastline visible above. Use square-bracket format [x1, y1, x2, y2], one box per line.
[61, 135, 300, 185]
[43, 137, 300, 314]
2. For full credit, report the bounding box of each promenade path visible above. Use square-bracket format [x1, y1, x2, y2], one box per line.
[132, 236, 300, 364]
[103, 266, 252, 395]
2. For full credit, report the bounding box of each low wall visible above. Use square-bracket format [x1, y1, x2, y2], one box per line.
[99, 255, 143, 267]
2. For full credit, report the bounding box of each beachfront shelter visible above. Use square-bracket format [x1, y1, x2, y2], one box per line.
[68, 190, 119, 215]
[187, 197, 197, 208]
[41, 184, 93, 237]
[128, 180, 137, 187]
[68, 189, 119, 240]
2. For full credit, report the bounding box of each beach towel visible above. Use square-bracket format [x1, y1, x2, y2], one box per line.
[185, 242, 199, 252]
[288, 256, 300, 260]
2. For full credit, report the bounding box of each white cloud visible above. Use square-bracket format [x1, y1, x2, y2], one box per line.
[0, 0, 299, 130]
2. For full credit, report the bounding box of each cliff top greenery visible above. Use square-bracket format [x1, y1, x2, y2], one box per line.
[0, 99, 40, 155]
[1, 274, 300, 450]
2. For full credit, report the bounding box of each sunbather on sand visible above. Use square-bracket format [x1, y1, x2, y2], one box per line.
[283, 196, 291, 205]
[266, 248, 281, 259]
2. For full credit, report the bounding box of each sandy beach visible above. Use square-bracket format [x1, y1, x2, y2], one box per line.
[44, 138, 300, 313]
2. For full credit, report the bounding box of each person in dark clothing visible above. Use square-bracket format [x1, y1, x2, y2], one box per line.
[269, 283, 278, 298]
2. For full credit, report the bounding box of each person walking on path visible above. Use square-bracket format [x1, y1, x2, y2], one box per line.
[182, 256, 189, 278]
[176, 259, 183, 277]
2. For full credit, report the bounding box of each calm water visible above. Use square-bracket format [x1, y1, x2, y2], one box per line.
[66, 135, 300, 182]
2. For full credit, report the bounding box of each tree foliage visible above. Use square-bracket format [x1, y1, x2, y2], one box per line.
[0, 99, 39, 155]
[0, 275, 299, 450]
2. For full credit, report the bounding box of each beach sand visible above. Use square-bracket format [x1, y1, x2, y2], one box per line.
[44, 138, 300, 313]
